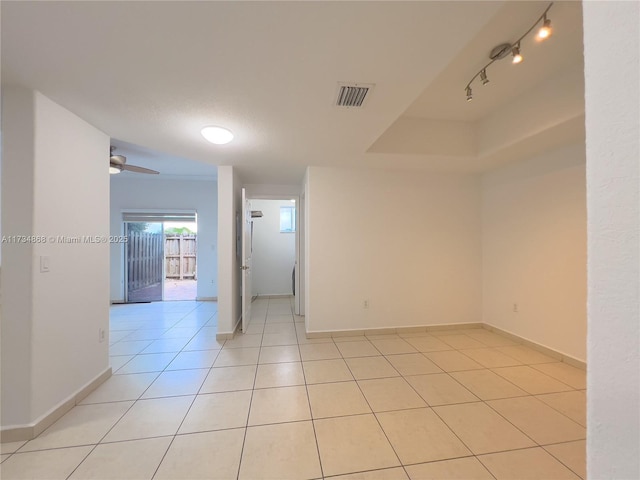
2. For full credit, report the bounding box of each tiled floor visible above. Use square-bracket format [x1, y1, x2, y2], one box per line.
[1, 297, 587, 479]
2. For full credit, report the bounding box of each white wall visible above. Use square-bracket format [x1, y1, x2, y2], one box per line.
[1, 88, 110, 428]
[584, 2, 640, 478]
[250, 199, 296, 296]
[305, 167, 481, 333]
[482, 143, 586, 361]
[109, 177, 218, 302]
[217, 166, 242, 335]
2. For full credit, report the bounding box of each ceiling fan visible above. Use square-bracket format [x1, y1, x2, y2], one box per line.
[110, 146, 159, 175]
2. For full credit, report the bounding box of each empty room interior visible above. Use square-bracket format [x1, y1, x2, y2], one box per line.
[1, 2, 638, 480]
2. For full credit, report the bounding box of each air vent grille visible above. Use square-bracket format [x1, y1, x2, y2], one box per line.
[335, 83, 374, 107]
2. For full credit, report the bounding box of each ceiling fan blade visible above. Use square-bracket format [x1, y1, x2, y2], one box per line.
[122, 164, 159, 175]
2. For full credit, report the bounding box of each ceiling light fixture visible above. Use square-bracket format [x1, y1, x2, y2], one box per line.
[537, 14, 553, 40]
[511, 43, 523, 64]
[109, 165, 122, 174]
[480, 69, 490, 85]
[464, 2, 553, 101]
[201, 126, 234, 145]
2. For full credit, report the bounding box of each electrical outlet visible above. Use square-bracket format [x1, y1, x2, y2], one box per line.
[513, 303, 518, 313]
[98, 328, 106, 343]
[363, 299, 370, 309]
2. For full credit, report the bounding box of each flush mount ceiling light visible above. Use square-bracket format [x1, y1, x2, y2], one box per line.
[464, 2, 554, 101]
[201, 126, 234, 145]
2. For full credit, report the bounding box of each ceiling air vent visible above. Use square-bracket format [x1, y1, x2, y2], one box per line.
[335, 83, 374, 108]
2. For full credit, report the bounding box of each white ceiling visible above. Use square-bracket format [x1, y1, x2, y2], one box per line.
[1, 1, 585, 184]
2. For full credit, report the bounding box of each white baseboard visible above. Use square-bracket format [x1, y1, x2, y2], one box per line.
[305, 322, 484, 339]
[196, 296, 217, 302]
[483, 323, 586, 369]
[1, 367, 112, 442]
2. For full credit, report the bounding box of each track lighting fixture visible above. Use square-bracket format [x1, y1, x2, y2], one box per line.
[538, 14, 552, 40]
[480, 69, 489, 85]
[464, 2, 553, 101]
[511, 44, 523, 64]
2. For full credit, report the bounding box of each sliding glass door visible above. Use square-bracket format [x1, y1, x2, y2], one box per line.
[125, 221, 164, 303]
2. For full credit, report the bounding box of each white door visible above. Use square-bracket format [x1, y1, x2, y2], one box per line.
[241, 188, 252, 333]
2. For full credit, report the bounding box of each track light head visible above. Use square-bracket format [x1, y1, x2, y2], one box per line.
[480, 70, 489, 86]
[511, 44, 523, 64]
[537, 16, 552, 40]
[466, 86, 473, 102]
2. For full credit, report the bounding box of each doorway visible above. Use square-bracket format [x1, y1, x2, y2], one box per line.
[123, 212, 198, 303]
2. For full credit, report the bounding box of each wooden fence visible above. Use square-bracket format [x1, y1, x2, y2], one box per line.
[127, 232, 163, 292]
[165, 235, 197, 279]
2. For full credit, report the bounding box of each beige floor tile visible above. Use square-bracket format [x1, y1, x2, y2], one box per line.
[406, 374, 478, 406]
[0, 446, 92, 480]
[263, 323, 297, 335]
[458, 348, 523, 368]
[160, 327, 202, 339]
[248, 385, 311, 425]
[299, 342, 341, 361]
[265, 314, 295, 323]
[103, 395, 193, 442]
[79, 372, 159, 404]
[330, 467, 409, 479]
[488, 396, 585, 445]
[450, 369, 528, 400]
[377, 408, 471, 464]
[492, 366, 573, 394]
[437, 335, 486, 350]
[244, 322, 265, 334]
[336, 341, 381, 358]
[434, 402, 535, 454]
[532, 363, 586, 389]
[424, 351, 484, 372]
[385, 353, 442, 376]
[0, 441, 26, 454]
[404, 336, 453, 352]
[200, 365, 256, 393]
[184, 335, 226, 351]
[405, 457, 494, 479]
[179, 391, 252, 433]
[155, 429, 245, 480]
[314, 414, 400, 477]
[1, 454, 9, 463]
[223, 333, 263, 349]
[369, 338, 417, 355]
[478, 447, 580, 479]
[255, 362, 305, 389]
[544, 440, 586, 479]
[166, 350, 218, 370]
[141, 368, 208, 398]
[140, 338, 190, 354]
[345, 356, 400, 380]
[465, 332, 517, 347]
[537, 390, 586, 427]
[109, 355, 134, 372]
[259, 345, 301, 364]
[496, 345, 557, 365]
[21, 402, 133, 452]
[213, 347, 260, 366]
[333, 335, 368, 343]
[261, 332, 299, 346]
[115, 352, 177, 374]
[109, 340, 153, 356]
[303, 359, 354, 384]
[308, 381, 371, 418]
[69, 437, 171, 480]
[358, 377, 426, 412]
[239, 421, 322, 480]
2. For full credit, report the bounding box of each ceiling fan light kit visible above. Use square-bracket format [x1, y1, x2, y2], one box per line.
[109, 146, 159, 175]
[464, 2, 554, 101]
